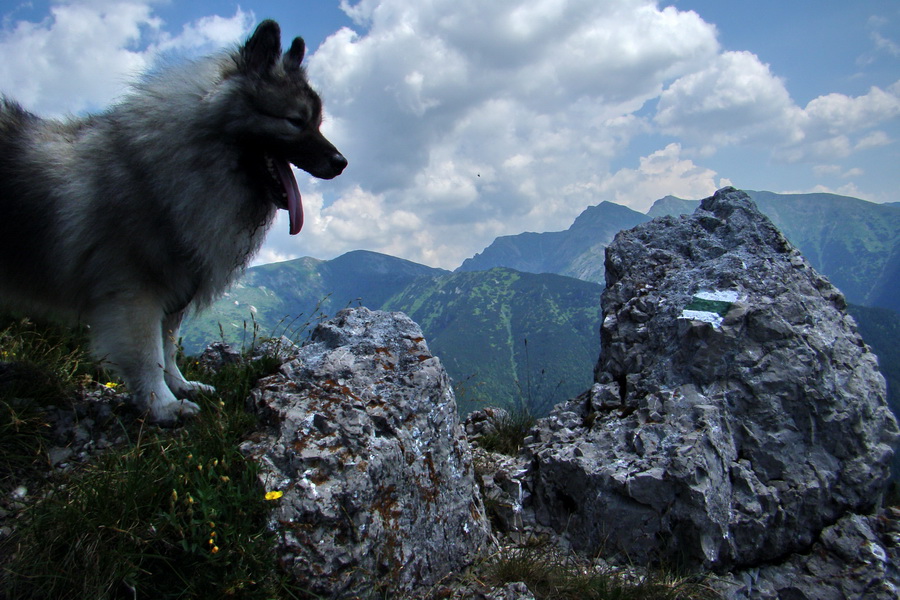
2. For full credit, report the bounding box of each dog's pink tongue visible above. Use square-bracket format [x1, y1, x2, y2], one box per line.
[274, 159, 303, 235]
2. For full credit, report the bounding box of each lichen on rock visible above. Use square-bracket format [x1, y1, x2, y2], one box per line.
[241, 307, 491, 598]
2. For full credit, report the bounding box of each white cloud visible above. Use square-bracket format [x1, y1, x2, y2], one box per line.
[873, 31, 900, 58]
[655, 51, 801, 146]
[596, 143, 725, 212]
[813, 164, 865, 180]
[796, 182, 874, 202]
[4, 0, 897, 272]
[855, 130, 892, 150]
[860, 14, 900, 63]
[804, 86, 900, 134]
[306, 0, 900, 267]
[813, 164, 843, 177]
[307, 0, 722, 267]
[0, 0, 252, 116]
[154, 12, 255, 53]
[655, 48, 900, 164]
[772, 84, 900, 163]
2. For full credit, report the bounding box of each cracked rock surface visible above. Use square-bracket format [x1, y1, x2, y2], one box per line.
[242, 307, 491, 598]
[524, 188, 899, 578]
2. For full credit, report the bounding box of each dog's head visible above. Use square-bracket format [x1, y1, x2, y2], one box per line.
[225, 20, 347, 234]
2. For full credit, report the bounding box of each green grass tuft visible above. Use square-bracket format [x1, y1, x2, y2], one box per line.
[476, 409, 536, 456]
[485, 541, 719, 600]
[0, 317, 98, 485]
[0, 321, 307, 599]
[0, 316, 96, 400]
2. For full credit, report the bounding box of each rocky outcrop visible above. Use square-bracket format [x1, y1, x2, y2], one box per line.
[229, 188, 896, 597]
[719, 508, 900, 599]
[525, 188, 899, 573]
[241, 307, 491, 598]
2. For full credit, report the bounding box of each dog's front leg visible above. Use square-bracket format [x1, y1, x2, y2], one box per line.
[162, 310, 216, 399]
[89, 297, 201, 424]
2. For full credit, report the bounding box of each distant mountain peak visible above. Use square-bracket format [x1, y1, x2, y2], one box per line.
[457, 189, 899, 314]
[328, 249, 449, 276]
[569, 200, 647, 230]
[457, 201, 648, 281]
[646, 195, 698, 218]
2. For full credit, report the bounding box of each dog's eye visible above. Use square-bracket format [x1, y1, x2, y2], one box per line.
[286, 117, 307, 129]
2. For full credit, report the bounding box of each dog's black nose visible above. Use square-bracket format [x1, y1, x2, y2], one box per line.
[330, 152, 348, 174]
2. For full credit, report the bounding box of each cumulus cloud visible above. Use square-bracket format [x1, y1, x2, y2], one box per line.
[804, 85, 900, 135]
[302, 0, 725, 267]
[597, 143, 727, 212]
[655, 50, 900, 164]
[768, 84, 900, 163]
[4, 0, 896, 270]
[298, 0, 899, 267]
[154, 12, 255, 53]
[655, 51, 801, 146]
[798, 182, 874, 202]
[0, 0, 253, 116]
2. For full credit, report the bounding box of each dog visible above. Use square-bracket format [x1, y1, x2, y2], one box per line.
[0, 20, 346, 423]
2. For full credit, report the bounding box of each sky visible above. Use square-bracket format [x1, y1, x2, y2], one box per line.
[1, 0, 898, 270]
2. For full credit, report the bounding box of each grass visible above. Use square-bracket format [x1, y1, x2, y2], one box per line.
[0, 318, 307, 600]
[0, 317, 97, 484]
[481, 541, 719, 600]
[0, 317, 721, 600]
[475, 408, 536, 456]
[5, 427, 271, 598]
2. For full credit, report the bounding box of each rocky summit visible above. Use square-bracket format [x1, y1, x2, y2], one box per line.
[232, 188, 899, 599]
[524, 188, 899, 583]
[241, 307, 491, 598]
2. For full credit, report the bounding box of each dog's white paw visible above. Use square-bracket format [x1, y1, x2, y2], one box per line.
[148, 397, 201, 426]
[182, 380, 216, 397]
[168, 379, 216, 399]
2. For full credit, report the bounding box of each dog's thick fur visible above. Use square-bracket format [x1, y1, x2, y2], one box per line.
[0, 21, 346, 423]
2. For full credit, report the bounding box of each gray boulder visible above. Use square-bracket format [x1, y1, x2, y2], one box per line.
[717, 508, 900, 599]
[526, 188, 899, 571]
[242, 307, 491, 598]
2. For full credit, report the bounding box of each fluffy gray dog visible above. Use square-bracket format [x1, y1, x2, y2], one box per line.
[0, 20, 346, 423]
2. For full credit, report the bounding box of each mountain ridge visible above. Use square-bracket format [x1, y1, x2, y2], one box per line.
[457, 200, 647, 283]
[462, 190, 900, 314]
[182, 258, 601, 414]
[181, 250, 447, 352]
[183, 189, 899, 418]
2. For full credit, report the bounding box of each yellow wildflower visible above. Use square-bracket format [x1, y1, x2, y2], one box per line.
[103, 382, 119, 389]
[211, 546, 220, 554]
[264, 490, 284, 501]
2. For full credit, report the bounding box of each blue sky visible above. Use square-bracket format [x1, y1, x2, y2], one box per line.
[1, 0, 898, 269]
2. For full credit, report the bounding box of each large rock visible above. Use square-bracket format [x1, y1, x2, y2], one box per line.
[526, 188, 899, 571]
[717, 508, 900, 599]
[241, 307, 491, 598]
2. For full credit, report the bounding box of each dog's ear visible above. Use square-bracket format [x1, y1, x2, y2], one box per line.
[241, 20, 282, 76]
[284, 37, 306, 71]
